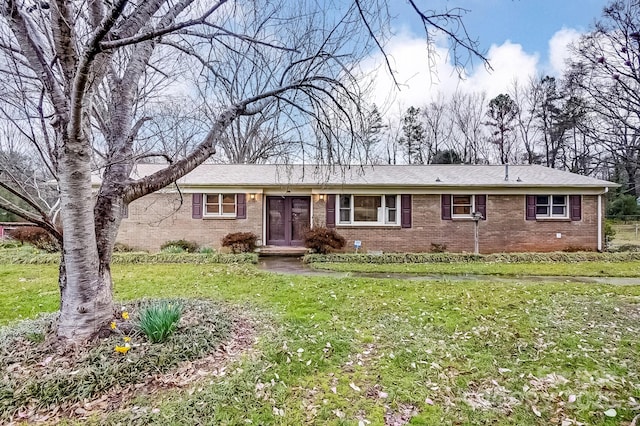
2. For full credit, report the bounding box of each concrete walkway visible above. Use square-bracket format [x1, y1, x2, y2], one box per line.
[257, 256, 640, 285]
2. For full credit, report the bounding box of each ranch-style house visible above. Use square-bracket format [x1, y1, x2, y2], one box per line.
[112, 163, 617, 253]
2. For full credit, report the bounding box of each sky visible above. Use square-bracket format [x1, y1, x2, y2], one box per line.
[366, 0, 611, 114]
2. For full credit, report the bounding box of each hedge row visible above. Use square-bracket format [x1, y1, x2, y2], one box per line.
[0, 251, 258, 265]
[304, 251, 640, 264]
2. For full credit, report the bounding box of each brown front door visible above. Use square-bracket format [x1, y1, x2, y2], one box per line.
[266, 196, 310, 246]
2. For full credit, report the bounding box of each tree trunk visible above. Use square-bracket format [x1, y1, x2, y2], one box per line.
[56, 145, 114, 340]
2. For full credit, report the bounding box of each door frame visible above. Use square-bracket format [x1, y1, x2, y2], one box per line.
[265, 196, 311, 246]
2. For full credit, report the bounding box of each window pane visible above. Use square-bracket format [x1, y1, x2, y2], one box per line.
[453, 206, 471, 215]
[536, 195, 549, 205]
[552, 195, 566, 205]
[387, 210, 396, 223]
[207, 194, 219, 204]
[222, 204, 235, 214]
[385, 195, 396, 208]
[536, 206, 549, 215]
[206, 204, 219, 214]
[339, 209, 350, 222]
[354, 196, 380, 222]
[340, 195, 351, 208]
[552, 206, 565, 215]
[453, 195, 471, 205]
[222, 194, 235, 204]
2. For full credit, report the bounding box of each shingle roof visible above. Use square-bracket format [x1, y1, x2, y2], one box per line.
[118, 163, 616, 189]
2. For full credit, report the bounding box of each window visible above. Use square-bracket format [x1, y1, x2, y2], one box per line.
[535, 195, 567, 218]
[338, 195, 399, 225]
[442, 194, 486, 220]
[204, 193, 236, 217]
[452, 195, 473, 217]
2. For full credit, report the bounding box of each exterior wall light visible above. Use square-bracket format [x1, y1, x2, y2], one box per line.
[250, 193, 256, 200]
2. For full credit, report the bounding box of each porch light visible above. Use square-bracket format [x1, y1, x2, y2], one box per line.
[318, 194, 325, 201]
[250, 193, 256, 200]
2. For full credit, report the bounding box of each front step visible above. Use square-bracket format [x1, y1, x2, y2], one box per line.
[257, 246, 309, 257]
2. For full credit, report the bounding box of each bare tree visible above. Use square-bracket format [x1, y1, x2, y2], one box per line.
[449, 90, 489, 164]
[0, 0, 487, 341]
[566, 0, 640, 194]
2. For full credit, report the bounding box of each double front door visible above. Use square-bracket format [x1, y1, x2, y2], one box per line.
[266, 196, 310, 246]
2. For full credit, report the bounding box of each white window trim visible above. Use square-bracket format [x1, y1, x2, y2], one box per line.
[203, 193, 237, 217]
[451, 195, 475, 219]
[337, 194, 400, 226]
[535, 194, 568, 219]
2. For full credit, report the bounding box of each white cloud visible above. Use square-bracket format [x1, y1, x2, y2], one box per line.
[362, 34, 539, 115]
[548, 27, 582, 76]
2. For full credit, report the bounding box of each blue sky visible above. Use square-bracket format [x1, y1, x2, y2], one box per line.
[366, 0, 611, 113]
[418, 0, 608, 65]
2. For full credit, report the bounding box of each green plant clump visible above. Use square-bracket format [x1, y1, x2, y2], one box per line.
[160, 239, 199, 253]
[137, 301, 183, 343]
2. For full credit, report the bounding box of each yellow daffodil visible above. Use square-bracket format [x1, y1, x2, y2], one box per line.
[122, 311, 129, 320]
[114, 345, 130, 354]
[123, 336, 131, 342]
[110, 321, 117, 330]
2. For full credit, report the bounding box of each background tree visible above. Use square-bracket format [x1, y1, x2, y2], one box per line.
[400, 106, 426, 164]
[485, 93, 518, 164]
[566, 0, 640, 196]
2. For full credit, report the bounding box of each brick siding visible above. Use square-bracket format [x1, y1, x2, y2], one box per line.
[313, 194, 601, 253]
[117, 193, 263, 251]
[118, 192, 602, 253]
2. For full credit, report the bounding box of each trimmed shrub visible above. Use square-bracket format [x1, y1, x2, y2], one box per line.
[303, 227, 345, 254]
[222, 232, 258, 253]
[304, 251, 640, 264]
[7, 226, 59, 252]
[430, 243, 447, 253]
[160, 239, 199, 253]
[113, 242, 136, 252]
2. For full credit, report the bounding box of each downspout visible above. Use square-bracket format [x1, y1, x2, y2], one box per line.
[597, 187, 608, 251]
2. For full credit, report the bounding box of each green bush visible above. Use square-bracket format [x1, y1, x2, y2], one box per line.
[113, 242, 136, 252]
[161, 245, 186, 253]
[304, 251, 640, 264]
[198, 246, 215, 254]
[160, 239, 199, 253]
[221, 232, 258, 253]
[303, 227, 345, 254]
[137, 301, 183, 343]
[0, 251, 257, 265]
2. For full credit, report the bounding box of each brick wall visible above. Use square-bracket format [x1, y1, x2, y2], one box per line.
[117, 193, 263, 251]
[313, 194, 601, 253]
[118, 192, 602, 253]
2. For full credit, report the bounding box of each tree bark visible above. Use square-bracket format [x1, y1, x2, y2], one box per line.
[56, 141, 113, 340]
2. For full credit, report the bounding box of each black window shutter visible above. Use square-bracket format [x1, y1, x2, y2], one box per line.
[401, 194, 412, 228]
[326, 194, 336, 228]
[236, 193, 246, 219]
[441, 194, 452, 220]
[569, 195, 581, 221]
[526, 195, 536, 220]
[192, 193, 203, 219]
[475, 195, 487, 220]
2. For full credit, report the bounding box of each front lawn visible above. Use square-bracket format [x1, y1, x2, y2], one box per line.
[1, 263, 639, 425]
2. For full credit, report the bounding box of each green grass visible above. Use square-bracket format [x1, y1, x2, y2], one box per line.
[1, 263, 639, 425]
[309, 260, 640, 277]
